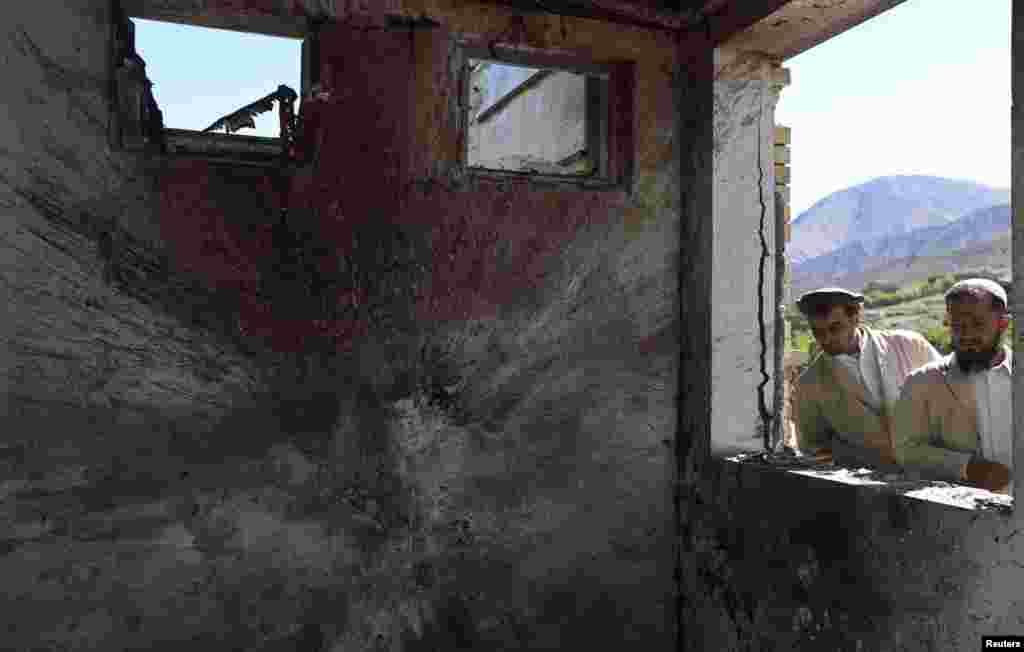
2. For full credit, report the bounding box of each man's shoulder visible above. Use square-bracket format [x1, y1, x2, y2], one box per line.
[902, 355, 953, 387]
[796, 353, 827, 386]
[872, 327, 930, 346]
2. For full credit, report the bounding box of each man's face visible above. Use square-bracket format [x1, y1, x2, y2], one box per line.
[947, 295, 1005, 372]
[808, 305, 859, 356]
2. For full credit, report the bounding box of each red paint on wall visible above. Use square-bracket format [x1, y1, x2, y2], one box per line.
[402, 178, 626, 325]
[157, 18, 629, 354]
[159, 159, 269, 290]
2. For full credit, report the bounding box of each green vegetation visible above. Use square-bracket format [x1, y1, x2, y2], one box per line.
[790, 330, 815, 356]
[921, 323, 952, 355]
[861, 273, 958, 309]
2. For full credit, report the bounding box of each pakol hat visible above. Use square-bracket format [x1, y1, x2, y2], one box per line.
[797, 287, 865, 313]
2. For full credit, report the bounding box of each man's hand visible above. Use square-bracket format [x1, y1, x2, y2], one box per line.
[863, 430, 897, 466]
[809, 448, 833, 465]
[963, 459, 1011, 492]
[873, 446, 897, 467]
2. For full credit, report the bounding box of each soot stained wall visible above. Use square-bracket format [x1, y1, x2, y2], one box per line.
[3, 1, 684, 649]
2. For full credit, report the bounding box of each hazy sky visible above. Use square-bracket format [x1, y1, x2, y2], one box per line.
[774, 0, 1011, 215]
[134, 0, 1010, 216]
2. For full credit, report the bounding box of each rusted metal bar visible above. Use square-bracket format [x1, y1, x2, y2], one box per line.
[473, 69, 553, 125]
[203, 85, 298, 136]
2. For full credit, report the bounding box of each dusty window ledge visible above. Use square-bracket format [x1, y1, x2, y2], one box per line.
[725, 452, 1014, 515]
[464, 167, 625, 191]
[161, 129, 285, 167]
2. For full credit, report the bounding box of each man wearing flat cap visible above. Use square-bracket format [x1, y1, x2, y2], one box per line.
[894, 278, 1013, 492]
[793, 287, 941, 469]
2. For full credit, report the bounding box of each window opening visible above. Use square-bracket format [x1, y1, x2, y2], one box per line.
[769, 0, 1012, 507]
[130, 18, 302, 139]
[464, 56, 610, 180]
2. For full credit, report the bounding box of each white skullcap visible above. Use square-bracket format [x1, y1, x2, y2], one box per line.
[945, 278, 1008, 308]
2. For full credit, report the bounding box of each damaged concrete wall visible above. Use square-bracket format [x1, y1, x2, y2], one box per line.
[681, 461, 1024, 651]
[711, 46, 780, 454]
[0, 3, 283, 648]
[3, 1, 683, 649]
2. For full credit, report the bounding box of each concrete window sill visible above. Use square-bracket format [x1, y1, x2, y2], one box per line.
[726, 452, 1014, 516]
[161, 129, 285, 167]
[464, 167, 626, 191]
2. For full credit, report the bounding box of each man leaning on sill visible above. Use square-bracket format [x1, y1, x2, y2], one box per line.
[793, 287, 942, 471]
[893, 278, 1013, 493]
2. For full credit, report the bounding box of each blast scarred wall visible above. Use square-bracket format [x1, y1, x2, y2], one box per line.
[2, 1, 683, 649]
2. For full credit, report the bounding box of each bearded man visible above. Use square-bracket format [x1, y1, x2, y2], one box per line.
[893, 278, 1013, 492]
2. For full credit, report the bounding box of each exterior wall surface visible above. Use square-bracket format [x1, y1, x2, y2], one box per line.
[2, 1, 683, 649]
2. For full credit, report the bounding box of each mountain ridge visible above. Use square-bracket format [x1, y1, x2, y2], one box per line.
[791, 215, 1010, 297]
[789, 175, 1009, 266]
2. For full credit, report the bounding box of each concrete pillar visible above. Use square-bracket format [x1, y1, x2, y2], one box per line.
[710, 46, 782, 454]
[674, 28, 715, 651]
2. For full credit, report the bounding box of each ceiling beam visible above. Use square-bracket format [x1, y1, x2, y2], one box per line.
[120, 1, 308, 38]
[479, 0, 701, 32]
[721, 0, 908, 61]
[702, 0, 793, 44]
[480, 0, 798, 44]
[122, 0, 811, 46]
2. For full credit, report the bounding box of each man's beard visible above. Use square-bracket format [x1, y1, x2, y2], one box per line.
[955, 331, 1005, 374]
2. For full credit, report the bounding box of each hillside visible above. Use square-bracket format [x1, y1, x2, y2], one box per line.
[788, 175, 1009, 265]
[918, 203, 1012, 256]
[791, 203, 1011, 297]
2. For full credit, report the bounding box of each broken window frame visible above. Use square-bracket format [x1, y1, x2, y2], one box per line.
[457, 44, 623, 190]
[109, 4, 318, 166]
